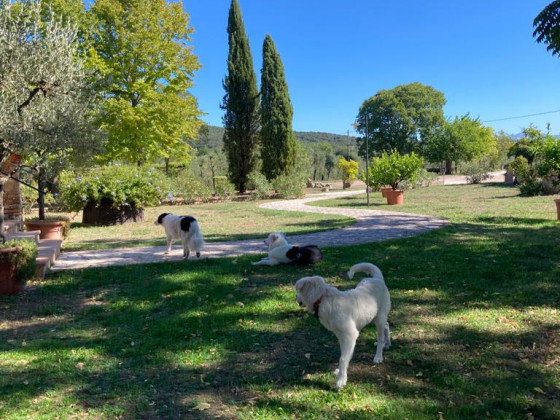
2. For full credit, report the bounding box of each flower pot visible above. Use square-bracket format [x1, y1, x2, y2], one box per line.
[380, 187, 393, 198]
[555, 199, 560, 220]
[0, 247, 22, 295]
[385, 189, 404, 205]
[24, 220, 65, 240]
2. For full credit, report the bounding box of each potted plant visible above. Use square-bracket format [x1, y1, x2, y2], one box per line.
[0, 239, 38, 295]
[24, 215, 71, 240]
[366, 151, 424, 205]
[336, 157, 359, 189]
[58, 165, 170, 226]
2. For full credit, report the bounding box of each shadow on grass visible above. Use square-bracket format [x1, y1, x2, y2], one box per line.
[1, 217, 559, 419]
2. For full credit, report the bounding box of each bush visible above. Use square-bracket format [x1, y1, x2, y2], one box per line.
[247, 172, 273, 199]
[336, 157, 359, 188]
[173, 173, 213, 203]
[509, 156, 543, 196]
[366, 151, 424, 190]
[0, 239, 38, 282]
[462, 161, 492, 184]
[59, 166, 171, 211]
[272, 173, 304, 199]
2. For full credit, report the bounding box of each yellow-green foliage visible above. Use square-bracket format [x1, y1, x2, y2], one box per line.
[336, 157, 359, 183]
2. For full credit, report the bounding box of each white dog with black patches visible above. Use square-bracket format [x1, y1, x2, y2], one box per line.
[154, 213, 204, 259]
[295, 262, 391, 390]
[252, 232, 323, 266]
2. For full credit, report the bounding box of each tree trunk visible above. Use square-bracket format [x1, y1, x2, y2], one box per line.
[38, 168, 46, 221]
[445, 160, 453, 175]
[0, 177, 6, 243]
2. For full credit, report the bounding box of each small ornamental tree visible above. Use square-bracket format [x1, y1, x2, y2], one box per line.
[0, 0, 103, 225]
[367, 151, 424, 191]
[336, 157, 359, 189]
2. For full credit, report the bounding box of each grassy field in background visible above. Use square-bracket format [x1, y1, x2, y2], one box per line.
[1, 183, 559, 419]
[44, 200, 354, 252]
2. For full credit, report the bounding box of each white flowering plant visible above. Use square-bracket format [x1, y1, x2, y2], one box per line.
[58, 165, 171, 211]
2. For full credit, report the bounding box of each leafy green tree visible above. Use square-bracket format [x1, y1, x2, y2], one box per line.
[534, 1, 560, 56]
[88, 0, 202, 165]
[366, 151, 424, 191]
[221, 0, 260, 192]
[507, 126, 544, 165]
[425, 115, 496, 174]
[260, 35, 296, 180]
[356, 82, 446, 157]
[0, 0, 103, 225]
[336, 157, 359, 189]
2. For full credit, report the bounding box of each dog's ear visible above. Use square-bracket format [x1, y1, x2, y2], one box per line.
[296, 276, 325, 303]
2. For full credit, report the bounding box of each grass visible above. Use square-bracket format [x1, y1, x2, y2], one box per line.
[43, 200, 354, 252]
[1, 183, 559, 419]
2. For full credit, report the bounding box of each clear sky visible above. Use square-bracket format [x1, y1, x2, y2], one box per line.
[184, 0, 560, 136]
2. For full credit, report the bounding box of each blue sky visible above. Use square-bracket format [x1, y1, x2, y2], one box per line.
[185, 0, 560, 136]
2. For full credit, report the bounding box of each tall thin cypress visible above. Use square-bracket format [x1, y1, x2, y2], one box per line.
[221, 0, 259, 192]
[260, 35, 296, 180]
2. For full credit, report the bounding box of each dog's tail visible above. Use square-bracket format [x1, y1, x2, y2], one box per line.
[188, 221, 205, 253]
[347, 262, 383, 280]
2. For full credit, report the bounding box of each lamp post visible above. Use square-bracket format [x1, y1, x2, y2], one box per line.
[352, 116, 370, 207]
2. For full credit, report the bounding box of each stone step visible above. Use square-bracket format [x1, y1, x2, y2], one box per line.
[36, 239, 63, 279]
[5, 230, 41, 244]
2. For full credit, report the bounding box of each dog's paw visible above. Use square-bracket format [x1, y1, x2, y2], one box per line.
[373, 355, 383, 363]
[335, 377, 347, 390]
[334, 368, 340, 375]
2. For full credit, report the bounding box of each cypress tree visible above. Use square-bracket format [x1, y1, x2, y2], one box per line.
[260, 35, 296, 180]
[221, 0, 259, 192]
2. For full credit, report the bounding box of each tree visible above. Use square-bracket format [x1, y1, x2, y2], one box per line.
[425, 115, 496, 174]
[534, 1, 560, 56]
[221, 0, 260, 192]
[0, 0, 103, 226]
[355, 82, 446, 157]
[336, 157, 359, 189]
[260, 34, 296, 180]
[88, 0, 202, 165]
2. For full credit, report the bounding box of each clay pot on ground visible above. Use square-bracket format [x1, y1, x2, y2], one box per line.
[385, 189, 404, 205]
[0, 247, 22, 295]
[24, 220, 65, 240]
[380, 187, 393, 198]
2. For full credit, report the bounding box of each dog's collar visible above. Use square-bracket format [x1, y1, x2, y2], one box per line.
[313, 298, 322, 319]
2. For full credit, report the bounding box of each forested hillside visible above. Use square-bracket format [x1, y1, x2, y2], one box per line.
[195, 125, 357, 153]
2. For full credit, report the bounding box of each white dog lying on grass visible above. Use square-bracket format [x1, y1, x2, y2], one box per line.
[154, 213, 205, 259]
[252, 232, 323, 266]
[295, 262, 391, 389]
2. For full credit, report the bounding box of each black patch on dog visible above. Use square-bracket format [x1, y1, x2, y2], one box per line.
[286, 245, 323, 265]
[179, 216, 197, 232]
[156, 213, 169, 225]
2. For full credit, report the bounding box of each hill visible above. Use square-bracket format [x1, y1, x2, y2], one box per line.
[194, 125, 357, 151]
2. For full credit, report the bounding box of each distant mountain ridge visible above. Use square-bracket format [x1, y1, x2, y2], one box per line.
[196, 125, 357, 150]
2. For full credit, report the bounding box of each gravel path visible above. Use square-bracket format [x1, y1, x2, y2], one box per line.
[50, 190, 448, 271]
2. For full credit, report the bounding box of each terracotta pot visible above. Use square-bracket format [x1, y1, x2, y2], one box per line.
[380, 187, 393, 198]
[24, 220, 65, 240]
[0, 247, 21, 295]
[555, 199, 560, 220]
[385, 189, 404, 205]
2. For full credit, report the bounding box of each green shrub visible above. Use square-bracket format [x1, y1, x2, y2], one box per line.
[0, 240, 38, 282]
[462, 161, 492, 184]
[213, 180, 236, 199]
[59, 166, 171, 211]
[173, 173, 213, 203]
[247, 172, 272, 199]
[272, 173, 304, 199]
[366, 151, 424, 190]
[509, 156, 542, 196]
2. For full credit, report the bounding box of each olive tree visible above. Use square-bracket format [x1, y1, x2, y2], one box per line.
[0, 0, 103, 230]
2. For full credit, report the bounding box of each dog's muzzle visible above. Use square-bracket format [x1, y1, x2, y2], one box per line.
[296, 294, 304, 307]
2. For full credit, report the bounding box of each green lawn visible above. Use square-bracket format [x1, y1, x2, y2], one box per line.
[1, 183, 559, 419]
[48, 200, 355, 252]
